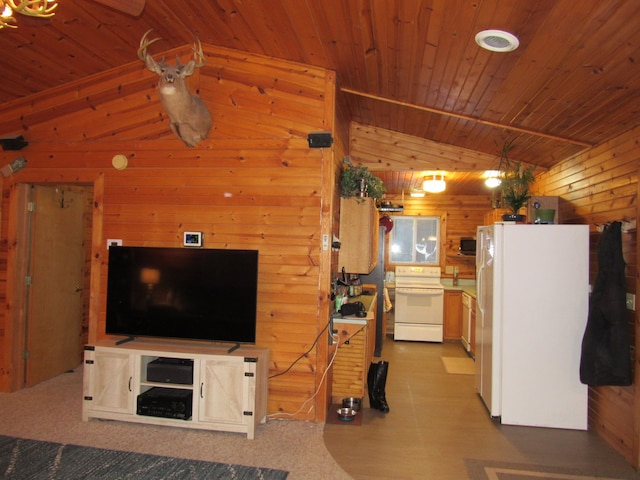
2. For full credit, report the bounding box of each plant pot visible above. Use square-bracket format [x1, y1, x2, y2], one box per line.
[501, 213, 526, 223]
[533, 208, 555, 224]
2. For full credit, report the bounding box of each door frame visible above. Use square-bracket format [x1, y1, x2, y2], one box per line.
[5, 175, 104, 391]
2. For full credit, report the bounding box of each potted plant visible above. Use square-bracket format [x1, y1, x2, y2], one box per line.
[496, 140, 536, 222]
[340, 162, 386, 200]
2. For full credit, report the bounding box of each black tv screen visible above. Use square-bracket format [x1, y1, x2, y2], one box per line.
[106, 246, 258, 344]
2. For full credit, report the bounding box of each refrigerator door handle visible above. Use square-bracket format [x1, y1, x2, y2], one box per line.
[476, 264, 484, 323]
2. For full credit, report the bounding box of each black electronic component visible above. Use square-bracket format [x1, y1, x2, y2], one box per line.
[137, 387, 193, 420]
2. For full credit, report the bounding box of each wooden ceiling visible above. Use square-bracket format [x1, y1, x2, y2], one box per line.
[2, 0, 640, 195]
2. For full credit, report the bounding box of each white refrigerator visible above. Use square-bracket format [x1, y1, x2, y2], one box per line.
[475, 223, 589, 430]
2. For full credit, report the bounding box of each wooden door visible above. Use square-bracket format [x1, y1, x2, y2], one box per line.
[25, 185, 86, 386]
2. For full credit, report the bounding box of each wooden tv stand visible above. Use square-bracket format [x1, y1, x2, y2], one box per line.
[82, 338, 269, 439]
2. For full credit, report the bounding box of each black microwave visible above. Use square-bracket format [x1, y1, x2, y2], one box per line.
[459, 237, 476, 256]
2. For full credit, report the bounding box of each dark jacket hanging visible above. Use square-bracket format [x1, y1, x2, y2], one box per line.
[580, 221, 631, 386]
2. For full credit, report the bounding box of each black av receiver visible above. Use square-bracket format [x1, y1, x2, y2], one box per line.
[137, 387, 193, 420]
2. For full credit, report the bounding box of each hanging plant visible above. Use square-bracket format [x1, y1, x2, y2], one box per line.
[340, 162, 386, 200]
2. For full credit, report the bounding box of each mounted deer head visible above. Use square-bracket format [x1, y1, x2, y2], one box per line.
[138, 30, 212, 147]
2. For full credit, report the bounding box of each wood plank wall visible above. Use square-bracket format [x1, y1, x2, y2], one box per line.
[535, 126, 639, 466]
[0, 44, 341, 423]
[375, 195, 491, 279]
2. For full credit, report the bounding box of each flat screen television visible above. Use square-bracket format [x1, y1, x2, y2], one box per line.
[106, 246, 258, 345]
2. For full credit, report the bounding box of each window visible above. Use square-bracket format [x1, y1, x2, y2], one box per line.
[389, 216, 440, 264]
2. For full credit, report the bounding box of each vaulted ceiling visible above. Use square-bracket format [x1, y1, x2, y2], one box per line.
[2, 0, 640, 195]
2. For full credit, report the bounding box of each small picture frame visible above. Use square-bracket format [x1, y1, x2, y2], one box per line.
[183, 231, 203, 247]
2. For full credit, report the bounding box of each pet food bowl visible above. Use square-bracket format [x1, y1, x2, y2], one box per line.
[341, 397, 362, 412]
[337, 407, 357, 422]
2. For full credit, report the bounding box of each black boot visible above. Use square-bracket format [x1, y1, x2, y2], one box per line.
[367, 361, 390, 413]
[373, 361, 390, 413]
[367, 362, 379, 410]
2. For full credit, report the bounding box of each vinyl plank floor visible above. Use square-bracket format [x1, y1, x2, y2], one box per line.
[323, 337, 640, 479]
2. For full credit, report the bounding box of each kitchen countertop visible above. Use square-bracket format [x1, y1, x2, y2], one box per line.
[440, 279, 476, 298]
[332, 293, 376, 325]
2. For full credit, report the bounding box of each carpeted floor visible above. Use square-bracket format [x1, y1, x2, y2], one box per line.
[0, 368, 351, 480]
[0, 435, 289, 479]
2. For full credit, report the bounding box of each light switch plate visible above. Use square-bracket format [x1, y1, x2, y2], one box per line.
[626, 293, 635, 311]
[106, 239, 122, 249]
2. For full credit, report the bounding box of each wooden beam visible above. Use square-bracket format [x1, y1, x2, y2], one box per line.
[341, 87, 594, 148]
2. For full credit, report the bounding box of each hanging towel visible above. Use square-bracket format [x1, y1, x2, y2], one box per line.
[579, 221, 632, 386]
[383, 287, 393, 312]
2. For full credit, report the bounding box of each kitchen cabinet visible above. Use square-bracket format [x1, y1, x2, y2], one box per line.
[485, 196, 559, 225]
[469, 295, 476, 357]
[528, 195, 559, 224]
[338, 197, 379, 274]
[83, 339, 269, 439]
[332, 294, 377, 403]
[461, 292, 477, 356]
[443, 290, 462, 341]
[484, 208, 509, 225]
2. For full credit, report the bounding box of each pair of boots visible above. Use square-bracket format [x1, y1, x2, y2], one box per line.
[367, 361, 390, 413]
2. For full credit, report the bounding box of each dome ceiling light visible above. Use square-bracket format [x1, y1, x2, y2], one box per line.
[423, 173, 446, 193]
[475, 29, 520, 52]
[484, 170, 503, 188]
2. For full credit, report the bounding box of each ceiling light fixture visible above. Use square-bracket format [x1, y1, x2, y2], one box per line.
[0, 0, 57, 29]
[410, 189, 425, 198]
[423, 173, 446, 193]
[484, 170, 503, 188]
[475, 29, 519, 52]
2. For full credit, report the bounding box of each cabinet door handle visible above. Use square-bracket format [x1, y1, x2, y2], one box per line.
[200, 383, 205, 398]
[128, 377, 132, 392]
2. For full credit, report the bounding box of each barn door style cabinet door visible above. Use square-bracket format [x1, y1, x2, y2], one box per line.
[82, 340, 269, 439]
[338, 197, 379, 274]
[198, 356, 259, 427]
[82, 348, 136, 416]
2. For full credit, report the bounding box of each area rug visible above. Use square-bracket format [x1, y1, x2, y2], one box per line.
[466, 458, 625, 480]
[0, 435, 289, 480]
[441, 356, 475, 375]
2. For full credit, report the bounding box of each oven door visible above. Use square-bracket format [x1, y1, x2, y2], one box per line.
[395, 287, 444, 325]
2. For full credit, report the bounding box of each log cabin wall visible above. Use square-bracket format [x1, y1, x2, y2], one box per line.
[375, 194, 491, 278]
[0, 43, 343, 423]
[534, 126, 639, 466]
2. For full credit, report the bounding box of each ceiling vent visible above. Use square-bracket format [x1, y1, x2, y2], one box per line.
[475, 30, 519, 52]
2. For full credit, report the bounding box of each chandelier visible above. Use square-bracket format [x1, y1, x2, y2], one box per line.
[0, 0, 57, 29]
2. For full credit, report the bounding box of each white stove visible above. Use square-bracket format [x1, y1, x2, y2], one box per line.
[394, 266, 444, 342]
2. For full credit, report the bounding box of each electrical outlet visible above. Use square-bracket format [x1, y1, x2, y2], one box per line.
[106, 239, 122, 249]
[626, 293, 635, 311]
[445, 265, 453, 274]
[322, 234, 329, 251]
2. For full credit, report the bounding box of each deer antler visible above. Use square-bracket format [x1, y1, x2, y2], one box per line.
[192, 37, 206, 68]
[6, 0, 57, 18]
[137, 29, 163, 63]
